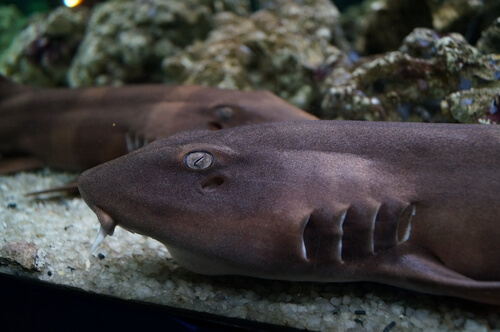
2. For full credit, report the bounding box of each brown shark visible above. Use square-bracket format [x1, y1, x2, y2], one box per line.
[0, 75, 316, 173]
[78, 120, 500, 305]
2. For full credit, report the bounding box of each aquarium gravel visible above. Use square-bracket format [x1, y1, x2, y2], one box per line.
[1, 170, 498, 331]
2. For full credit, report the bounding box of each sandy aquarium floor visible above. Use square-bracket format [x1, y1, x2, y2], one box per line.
[0, 169, 498, 331]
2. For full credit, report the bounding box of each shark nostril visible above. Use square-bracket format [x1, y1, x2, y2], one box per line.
[208, 121, 223, 130]
[201, 176, 224, 192]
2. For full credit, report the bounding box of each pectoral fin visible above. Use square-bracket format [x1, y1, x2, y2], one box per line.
[370, 244, 500, 305]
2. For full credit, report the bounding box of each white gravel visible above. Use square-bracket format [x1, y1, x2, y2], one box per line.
[1, 169, 499, 331]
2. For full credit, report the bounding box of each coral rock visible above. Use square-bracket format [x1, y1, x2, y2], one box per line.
[0, 6, 89, 86]
[0, 241, 45, 271]
[163, 0, 347, 111]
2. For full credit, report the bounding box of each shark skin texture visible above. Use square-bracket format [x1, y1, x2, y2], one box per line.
[78, 120, 500, 305]
[0, 75, 316, 173]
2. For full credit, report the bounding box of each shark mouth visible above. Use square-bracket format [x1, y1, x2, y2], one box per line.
[89, 207, 117, 253]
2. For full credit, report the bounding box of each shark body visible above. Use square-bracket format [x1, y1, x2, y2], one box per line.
[78, 120, 500, 304]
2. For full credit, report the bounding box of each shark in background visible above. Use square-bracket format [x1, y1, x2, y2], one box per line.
[0, 75, 316, 174]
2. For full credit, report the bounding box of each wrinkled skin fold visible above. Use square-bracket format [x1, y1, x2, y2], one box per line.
[79, 120, 500, 305]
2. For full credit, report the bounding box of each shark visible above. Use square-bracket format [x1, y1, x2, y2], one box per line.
[78, 120, 500, 304]
[0, 75, 316, 174]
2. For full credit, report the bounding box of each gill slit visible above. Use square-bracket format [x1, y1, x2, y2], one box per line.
[125, 132, 149, 152]
[300, 214, 310, 261]
[337, 209, 347, 263]
[398, 204, 416, 243]
[369, 204, 381, 253]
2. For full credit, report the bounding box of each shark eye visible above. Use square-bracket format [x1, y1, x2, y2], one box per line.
[184, 151, 214, 170]
[215, 106, 235, 120]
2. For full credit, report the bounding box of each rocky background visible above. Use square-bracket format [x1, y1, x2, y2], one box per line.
[1, 0, 499, 124]
[1, 1, 500, 331]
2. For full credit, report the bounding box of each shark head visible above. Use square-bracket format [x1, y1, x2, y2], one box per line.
[78, 128, 316, 278]
[194, 89, 319, 129]
[141, 87, 318, 138]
